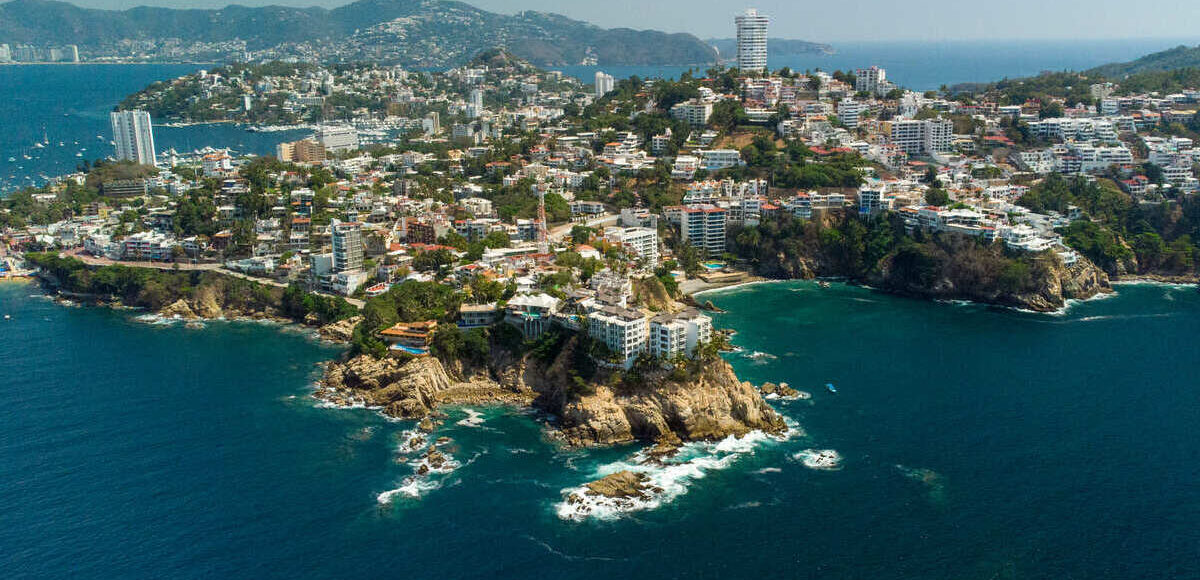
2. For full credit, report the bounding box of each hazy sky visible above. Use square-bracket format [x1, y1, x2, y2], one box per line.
[54, 0, 1200, 42]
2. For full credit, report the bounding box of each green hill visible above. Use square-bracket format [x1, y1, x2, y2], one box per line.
[1087, 45, 1200, 78]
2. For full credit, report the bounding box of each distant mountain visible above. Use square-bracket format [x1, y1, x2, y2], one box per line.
[1086, 45, 1200, 78]
[706, 38, 834, 61]
[0, 0, 718, 66]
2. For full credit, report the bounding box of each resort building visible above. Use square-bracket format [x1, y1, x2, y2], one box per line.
[649, 309, 713, 359]
[588, 305, 649, 368]
[680, 205, 728, 256]
[734, 8, 769, 72]
[110, 110, 157, 166]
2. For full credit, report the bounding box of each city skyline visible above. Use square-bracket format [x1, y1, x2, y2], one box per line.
[29, 0, 1200, 42]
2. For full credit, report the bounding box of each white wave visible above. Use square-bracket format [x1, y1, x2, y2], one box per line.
[455, 408, 486, 427]
[134, 313, 177, 325]
[377, 477, 441, 503]
[753, 467, 782, 474]
[744, 351, 777, 361]
[555, 430, 786, 521]
[794, 449, 843, 471]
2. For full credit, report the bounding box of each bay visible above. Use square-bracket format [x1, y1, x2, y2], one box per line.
[2, 279, 1197, 579]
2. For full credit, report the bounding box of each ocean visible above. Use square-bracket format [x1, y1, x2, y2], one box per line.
[563, 37, 1200, 91]
[0, 64, 310, 194]
[2, 279, 1198, 579]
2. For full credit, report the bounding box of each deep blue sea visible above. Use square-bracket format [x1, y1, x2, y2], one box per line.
[0, 64, 309, 194]
[2, 279, 1198, 579]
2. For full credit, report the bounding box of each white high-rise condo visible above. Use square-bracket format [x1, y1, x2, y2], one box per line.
[735, 8, 769, 72]
[595, 71, 615, 98]
[110, 110, 157, 166]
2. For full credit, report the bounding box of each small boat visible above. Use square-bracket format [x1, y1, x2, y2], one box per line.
[818, 280, 831, 288]
[3, 315, 10, 320]
[826, 383, 837, 393]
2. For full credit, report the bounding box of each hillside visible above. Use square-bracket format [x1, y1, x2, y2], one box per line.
[1086, 45, 1200, 78]
[707, 37, 834, 60]
[0, 0, 718, 66]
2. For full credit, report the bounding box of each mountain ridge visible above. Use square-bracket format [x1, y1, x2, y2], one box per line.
[0, 0, 719, 66]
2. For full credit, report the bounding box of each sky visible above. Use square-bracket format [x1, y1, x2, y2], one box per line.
[49, 0, 1200, 42]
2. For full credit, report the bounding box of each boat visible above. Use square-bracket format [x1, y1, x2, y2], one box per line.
[818, 281, 831, 288]
[3, 315, 10, 320]
[826, 383, 837, 393]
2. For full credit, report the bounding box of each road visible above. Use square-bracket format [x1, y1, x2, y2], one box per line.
[59, 248, 364, 308]
[549, 213, 619, 241]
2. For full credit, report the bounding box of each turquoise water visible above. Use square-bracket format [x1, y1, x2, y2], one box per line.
[2, 279, 1198, 578]
[0, 64, 309, 193]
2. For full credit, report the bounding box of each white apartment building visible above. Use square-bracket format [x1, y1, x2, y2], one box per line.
[890, 118, 953, 156]
[699, 149, 743, 170]
[670, 100, 714, 127]
[110, 110, 157, 166]
[855, 66, 887, 95]
[734, 8, 769, 72]
[595, 71, 615, 98]
[680, 204, 727, 256]
[588, 305, 649, 368]
[649, 309, 713, 359]
[838, 98, 867, 129]
[331, 222, 363, 273]
[604, 227, 660, 265]
[316, 125, 359, 152]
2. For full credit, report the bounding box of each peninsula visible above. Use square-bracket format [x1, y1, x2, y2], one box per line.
[5, 18, 1200, 513]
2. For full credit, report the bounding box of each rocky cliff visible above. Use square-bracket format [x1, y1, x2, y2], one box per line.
[319, 336, 787, 448]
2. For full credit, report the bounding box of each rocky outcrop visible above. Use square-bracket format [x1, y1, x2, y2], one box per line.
[321, 338, 788, 448]
[582, 471, 660, 499]
[556, 358, 788, 447]
[319, 354, 536, 418]
[760, 382, 800, 398]
[317, 316, 362, 343]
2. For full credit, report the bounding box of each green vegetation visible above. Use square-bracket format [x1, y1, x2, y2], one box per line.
[729, 212, 1055, 304]
[1016, 174, 1200, 276]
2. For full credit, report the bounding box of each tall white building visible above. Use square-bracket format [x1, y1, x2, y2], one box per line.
[855, 66, 887, 95]
[680, 204, 728, 256]
[110, 110, 157, 166]
[735, 9, 769, 72]
[890, 119, 953, 156]
[594, 71, 615, 98]
[588, 305, 649, 369]
[649, 309, 713, 359]
[604, 227, 659, 266]
[331, 222, 363, 273]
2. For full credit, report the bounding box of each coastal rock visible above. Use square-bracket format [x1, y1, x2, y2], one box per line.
[159, 299, 198, 319]
[190, 285, 225, 319]
[322, 336, 787, 450]
[760, 382, 800, 398]
[322, 355, 454, 418]
[318, 316, 362, 343]
[557, 357, 788, 447]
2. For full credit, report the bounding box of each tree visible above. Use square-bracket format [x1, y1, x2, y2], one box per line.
[925, 187, 951, 206]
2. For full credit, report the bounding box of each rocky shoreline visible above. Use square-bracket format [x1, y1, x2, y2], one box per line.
[318, 337, 787, 449]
